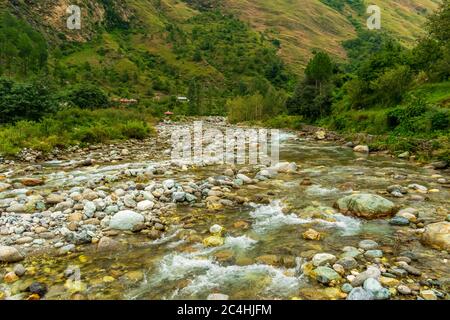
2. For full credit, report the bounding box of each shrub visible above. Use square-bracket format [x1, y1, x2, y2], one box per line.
[65, 84, 109, 109]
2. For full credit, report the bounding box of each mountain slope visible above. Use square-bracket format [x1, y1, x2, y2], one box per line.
[0, 0, 441, 99]
[222, 0, 440, 71]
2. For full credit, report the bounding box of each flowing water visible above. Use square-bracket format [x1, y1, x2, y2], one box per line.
[4, 132, 449, 300]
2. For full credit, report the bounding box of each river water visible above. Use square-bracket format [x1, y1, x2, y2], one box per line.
[2, 131, 449, 300]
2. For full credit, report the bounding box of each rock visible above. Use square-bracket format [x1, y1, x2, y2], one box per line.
[431, 161, 448, 170]
[387, 185, 408, 194]
[207, 293, 229, 300]
[363, 278, 383, 293]
[203, 235, 224, 247]
[0, 182, 11, 192]
[400, 264, 422, 276]
[209, 224, 224, 235]
[236, 174, 252, 184]
[398, 151, 410, 159]
[313, 266, 341, 284]
[341, 283, 353, 293]
[109, 210, 144, 231]
[312, 253, 337, 267]
[420, 289, 437, 300]
[97, 237, 121, 252]
[389, 216, 410, 226]
[351, 267, 381, 287]
[0, 246, 24, 263]
[6, 203, 26, 213]
[358, 239, 378, 250]
[347, 287, 374, 300]
[335, 193, 396, 219]
[172, 192, 186, 202]
[28, 282, 47, 297]
[379, 276, 399, 287]
[373, 288, 391, 300]
[162, 179, 175, 189]
[422, 222, 450, 251]
[4, 272, 19, 283]
[83, 201, 96, 217]
[136, 200, 154, 211]
[224, 168, 234, 177]
[332, 264, 345, 275]
[409, 195, 425, 201]
[13, 264, 26, 276]
[256, 255, 280, 266]
[185, 193, 197, 202]
[46, 194, 65, 204]
[408, 183, 428, 192]
[20, 178, 44, 186]
[68, 212, 83, 222]
[58, 244, 76, 255]
[364, 250, 383, 259]
[353, 145, 369, 153]
[302, 228, 321, 240]
[336, 257, 358, 270]
[300, 178, 313, 186]
[396, 211, 417, 222]
[397, 285, 412, 295]
[316, 130, 326, 140]
[340, 246, 362, 259]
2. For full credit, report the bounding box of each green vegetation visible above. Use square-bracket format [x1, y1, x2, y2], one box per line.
[0, 12, 48, 77]
[0, 108, 155, 156]
[0, 0, 448, 163]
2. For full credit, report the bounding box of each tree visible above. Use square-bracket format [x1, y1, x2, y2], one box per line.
[66, 84, 109, 109]
[0, 78, 56, 124]
[304, 52, 333, 93]
[287, 52, 334, 120]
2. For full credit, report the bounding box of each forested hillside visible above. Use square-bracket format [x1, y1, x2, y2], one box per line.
[0, 0, 448, 163]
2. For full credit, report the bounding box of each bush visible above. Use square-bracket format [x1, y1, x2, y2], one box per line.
[264, 115, 304, 129]
[430, 109, 449, 131]
[0, 78, 56, 124]
[120, 120, 153, 139]
[0, 108, 155, 157]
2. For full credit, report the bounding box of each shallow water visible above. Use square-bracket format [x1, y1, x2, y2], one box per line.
[3, 134, 449, 300]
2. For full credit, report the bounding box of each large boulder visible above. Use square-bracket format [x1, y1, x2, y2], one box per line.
[422, 222, 450, 251]
[335, 194, 396, 219]
[109, 210, 144, 231]
[0, 246, 24, 263]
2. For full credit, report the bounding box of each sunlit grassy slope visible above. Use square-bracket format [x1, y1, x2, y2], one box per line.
[222, 0, 440, 71]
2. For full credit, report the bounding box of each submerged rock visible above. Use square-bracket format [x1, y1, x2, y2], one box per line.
[335, 193, 396, 219]
[302, 228, 321, 240]
[203, 235, 224, 247]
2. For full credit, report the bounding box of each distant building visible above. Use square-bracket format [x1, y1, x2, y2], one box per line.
[177, 96, 189, 102]
[112, 98, 138, 105]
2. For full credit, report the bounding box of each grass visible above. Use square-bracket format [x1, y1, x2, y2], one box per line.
[0, 108, 156, 157]
[411, 81, 450, 106]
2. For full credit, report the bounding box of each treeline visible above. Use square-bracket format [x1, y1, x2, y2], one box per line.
[0, 12, 48, 77]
